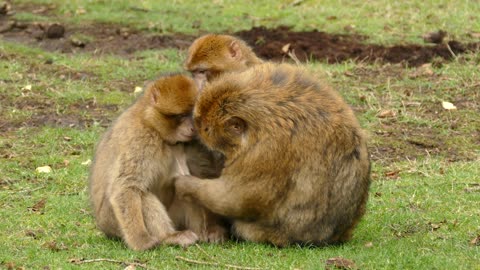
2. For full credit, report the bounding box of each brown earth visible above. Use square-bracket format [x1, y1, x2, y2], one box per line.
[1, 7, 480, 66]
[1, 2, 478, 165]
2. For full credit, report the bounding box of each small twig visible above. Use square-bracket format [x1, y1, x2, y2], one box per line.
[176, 256, 220, 267]
[8, 185, 45, 194]
[287, 49, 302, 65]
[195, 243, 216, 262]
[69, 258, 147, 269]
[175, 255, 263, 270]
[444, 42, 457, 59]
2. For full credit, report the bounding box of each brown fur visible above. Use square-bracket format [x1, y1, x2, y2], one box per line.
[89, 74, 225, 251]
[184, 34, 263, 89]
[175, 63, 371, 247]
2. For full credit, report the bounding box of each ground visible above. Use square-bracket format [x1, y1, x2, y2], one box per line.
[0, 1, 479, 269]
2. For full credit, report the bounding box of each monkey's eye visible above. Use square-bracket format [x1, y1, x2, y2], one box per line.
[164, 113, 190, 121]
[226, 117, 246, 135]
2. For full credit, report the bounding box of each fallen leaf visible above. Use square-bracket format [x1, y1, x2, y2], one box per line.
[470, 235, 480, 246]
[36, 165, 52, 173]
[23, 84, 32, 91]
[134, 86, 143, 94]
[441, 101, 457, 110]
[410, 63, 434, 77]
[43, 240, 68, 251]
[4, 262, 15, 270]
[281, 43, 291, 53]
[464, 184, 480, 193]
[63, 160, 70, 166]
[63, 136, 72, 141]
[364, 241, 373, 248]
[28, 198, 46, 212]
[325, 257, 357, 270]
[81, 159, 92, 166]
[468, 32, 480, 39]
[377, 109, 396, 118]
[384, 170, 400, 179]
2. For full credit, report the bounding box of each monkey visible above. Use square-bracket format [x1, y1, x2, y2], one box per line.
[184, 34, 264, 90]
[88, 74, 225, 251]
[175, 63, 371, 247]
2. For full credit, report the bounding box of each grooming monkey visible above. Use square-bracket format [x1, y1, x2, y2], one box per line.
[175, 63, 371, 247]
[184, 34, 264, 90]
[89, 74, 225, 251]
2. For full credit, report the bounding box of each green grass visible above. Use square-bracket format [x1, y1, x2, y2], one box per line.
[1, 1, 479, 269]
[15, 0, 480, 44]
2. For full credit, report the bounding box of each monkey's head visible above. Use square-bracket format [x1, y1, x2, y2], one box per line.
[192, 78, 252, 157]
[184, 34, 256, 91]
[145, 74, 198, 144]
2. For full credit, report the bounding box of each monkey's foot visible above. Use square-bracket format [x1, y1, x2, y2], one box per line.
[163, 230, 198, 247]
[126, 235, 160, 251]
[205, 224, 228, 243]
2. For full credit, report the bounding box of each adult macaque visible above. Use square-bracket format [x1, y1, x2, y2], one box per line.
[184, 34, 263, 90]
[89, 74, 225, 250]
[175, 63, 371, 247]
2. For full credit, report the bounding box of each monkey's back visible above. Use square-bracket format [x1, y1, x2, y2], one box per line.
[202, 63, 371, 245]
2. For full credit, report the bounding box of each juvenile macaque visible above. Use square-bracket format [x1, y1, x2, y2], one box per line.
[184, 34, 263, 89]
[89, 74, 225, 251]
[175, 63, 371, 247]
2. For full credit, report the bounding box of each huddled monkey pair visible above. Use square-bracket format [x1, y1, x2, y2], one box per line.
[88, 34, 371, 250]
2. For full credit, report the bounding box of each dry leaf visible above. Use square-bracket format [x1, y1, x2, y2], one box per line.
[134, 86, 143, 94]
[28, 198, 46, 212]
[281, 43, 291, 53]
[364, 241, 373, 248]
[23, 84, 32, 91]
[325, 257, 357, 270]
[441, 101, 457, 110]
[36, 165, 52, 173]
[468, 32, 480, 39]
[385, 170, 400, 179]
[470, 235, 480, 246]
[378, 109, 396, 118]
[81, 159, 92, 166]
[43, 240, 68, 251]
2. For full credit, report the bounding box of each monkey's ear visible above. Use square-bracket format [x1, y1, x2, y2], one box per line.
[226, 117, 246, 135]
[228, 41, 242, 60]
[149, 85, 160, 104]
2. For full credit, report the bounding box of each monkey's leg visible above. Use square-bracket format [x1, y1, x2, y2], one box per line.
[94, 195, 122, 238]
[234, 221, 289, 247]
[168, 196, 226, 243]
[110, 187, 158, 251]
[142, 193, 199, 247]
[176, 176, 261, 219]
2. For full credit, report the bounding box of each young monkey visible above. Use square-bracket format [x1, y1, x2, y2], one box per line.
[184, 34, 264, 90]
[175, 63, 371, 247]
[89, 74, 222, 251]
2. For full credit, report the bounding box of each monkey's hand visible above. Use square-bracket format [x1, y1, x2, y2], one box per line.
[174, 175, 201, 200]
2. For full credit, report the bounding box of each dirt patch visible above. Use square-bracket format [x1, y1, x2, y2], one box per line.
[0, 96, 117, 133]
[236, 26, 480, 66]
[1, 3, 480, 65]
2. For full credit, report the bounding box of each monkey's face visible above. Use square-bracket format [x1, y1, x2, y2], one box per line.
[148, 74, 198, 144]
[194, 113, 247, 156]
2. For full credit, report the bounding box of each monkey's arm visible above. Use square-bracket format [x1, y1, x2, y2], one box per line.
[175, 175, 261, 219]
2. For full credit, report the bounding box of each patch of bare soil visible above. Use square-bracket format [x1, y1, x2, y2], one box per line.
[1, 4, 479, 65]
[0, 95, 117, 133]
[1, 2, 478, 164]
